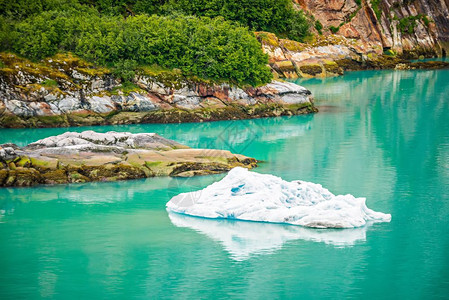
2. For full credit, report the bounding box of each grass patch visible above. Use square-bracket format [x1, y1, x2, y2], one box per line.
[111, 81, 146, 96]
[255, 32, 280, 48]
[41, 79, 58, 87]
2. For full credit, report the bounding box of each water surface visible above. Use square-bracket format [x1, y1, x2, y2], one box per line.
[1, 69, 449, 298]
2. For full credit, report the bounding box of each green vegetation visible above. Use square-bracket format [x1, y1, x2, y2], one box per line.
[329, 26, 339, 34]
[396, 14, 431, 34]
[1, 4, 275, 86]
[41, 79, 58, 87]
[71, 0, 311, 42]
[370, 0, 382, 20]
[314, 20, 323, 35]
[111, 82, 146, 96]
[167, 0, 311, 42]
[384, 49, 396, 56]
[0, 0, 311, 40]
[0, 0, 314, 86]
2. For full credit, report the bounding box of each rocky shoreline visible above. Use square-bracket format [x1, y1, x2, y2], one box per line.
[256, 32, 449, 79]
[0, 131, 257, 187]
[0, 102, 316, 128]
[0, 53, 316, 128]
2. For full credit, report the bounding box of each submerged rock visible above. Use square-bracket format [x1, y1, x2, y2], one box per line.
[166, 167, 391, 228]
[0, 131, 257, 187]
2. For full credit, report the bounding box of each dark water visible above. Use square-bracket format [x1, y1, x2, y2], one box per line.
[1, 69, 448, 299]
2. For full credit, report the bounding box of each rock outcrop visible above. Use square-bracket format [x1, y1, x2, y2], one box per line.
[257, 31, 449, 79]
[0, 131, 257, 187]
[255, 0, 449, 79]
[296, 0, 449, 57]
[0, 53, 316, 128]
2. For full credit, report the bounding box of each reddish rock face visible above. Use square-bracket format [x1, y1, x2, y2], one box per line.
[297, 0, 449, 56]
[295, 0, 359, 27]
[337, 5, 383, 53]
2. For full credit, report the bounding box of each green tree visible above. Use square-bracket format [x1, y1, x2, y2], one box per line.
[10, 12, 272, 86]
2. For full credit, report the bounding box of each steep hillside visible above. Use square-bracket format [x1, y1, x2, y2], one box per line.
[296, 0, 449, 57]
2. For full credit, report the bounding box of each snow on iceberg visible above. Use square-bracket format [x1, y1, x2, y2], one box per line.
[166, 167, 391, 228]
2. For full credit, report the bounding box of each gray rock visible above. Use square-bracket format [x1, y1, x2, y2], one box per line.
[228, 87, 250, 101]
[126, 93, 159, 111]
[173, 95, 202, 109]
[44, 94, 58, 102]
[49, 103, 62, 115]
[28, 102, 53, 116]
[26, 131, 185, 152]
[257, 81, 312, 104]
[91, 79, 104, 91]
[111, 93, 159, 112]
[0, 146, 18, 161]
[71, 70, 90, 81]
[58, 97, 83, 113]
[4, 100, 35, 117]
[136, 77, 171, 95]
[87, 96, 115, 113]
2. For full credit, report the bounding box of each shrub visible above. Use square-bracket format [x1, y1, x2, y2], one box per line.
[370, 0, 382, 20]
[329, 26, 339, 34]
[314, 20, 323, 35]
[10, 12, 272, 86]
[166, 0, 311, 42]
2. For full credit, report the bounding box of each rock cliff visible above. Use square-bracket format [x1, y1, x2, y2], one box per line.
[296, 0, 449, 57]
[0, 53, 316, 128]
[256, 31, 449, 78]
[256, 1, 449, 79]
[0, 131, 257, 187]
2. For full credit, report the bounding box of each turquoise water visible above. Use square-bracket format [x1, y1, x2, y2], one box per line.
[1, 69, 449, 299]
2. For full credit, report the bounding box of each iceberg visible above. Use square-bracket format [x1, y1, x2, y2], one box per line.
[166, 167, 391, 228]
[168, 212, 370, 261]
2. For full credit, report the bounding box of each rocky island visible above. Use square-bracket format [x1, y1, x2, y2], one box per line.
[0, 131, 257, 187]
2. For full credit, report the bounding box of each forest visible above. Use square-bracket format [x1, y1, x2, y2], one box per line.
[0, 0, 311, 86]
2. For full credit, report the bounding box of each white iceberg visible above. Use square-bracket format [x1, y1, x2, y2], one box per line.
[166, 167, 391, 228]
[168, 212, 369, 261]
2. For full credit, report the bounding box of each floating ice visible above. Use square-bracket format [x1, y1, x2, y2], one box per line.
[166, 167, 391, 228]
[169, 212, 369, 260]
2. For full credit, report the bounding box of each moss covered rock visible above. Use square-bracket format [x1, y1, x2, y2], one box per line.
[42, 169, 68, 184]
[0, 131, 258, 187]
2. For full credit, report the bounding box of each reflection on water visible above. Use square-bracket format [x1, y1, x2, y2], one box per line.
[0, 115, 314, 151]
[168, 212, 369, 261]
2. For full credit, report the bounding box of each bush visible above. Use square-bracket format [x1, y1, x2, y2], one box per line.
[10, 12, 272, 86]
[314, 20, 323, 35]
[40, 0, 312, 42]
[166, 0, 311, 42]
[113, 59, 138, 82]
[0, 0, 82, 19]
[370, 0, 382, 20]
[329, 26, 339, 34]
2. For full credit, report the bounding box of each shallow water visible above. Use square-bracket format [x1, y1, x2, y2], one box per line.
[1, 69, 449, 298]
